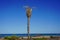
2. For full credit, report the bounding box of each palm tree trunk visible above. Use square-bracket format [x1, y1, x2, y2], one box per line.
[27, 17, 30, 40]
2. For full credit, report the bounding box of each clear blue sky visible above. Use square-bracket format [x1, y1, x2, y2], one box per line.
[0, 0, 60, 34]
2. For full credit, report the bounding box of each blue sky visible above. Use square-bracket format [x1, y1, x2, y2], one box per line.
[0, 0, 60, 34]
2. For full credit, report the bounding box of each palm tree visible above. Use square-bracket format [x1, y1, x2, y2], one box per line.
[26, 6, 32, 40]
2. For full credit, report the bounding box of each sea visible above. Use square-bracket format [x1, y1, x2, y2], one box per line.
[0, 34, 60, 38]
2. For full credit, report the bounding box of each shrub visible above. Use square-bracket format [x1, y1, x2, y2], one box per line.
[4, 35, 20, 40]
[33, 38, 46, 40]
[4, 36, 11, 40]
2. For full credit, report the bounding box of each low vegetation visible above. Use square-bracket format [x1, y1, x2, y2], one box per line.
[4, 35, 20, 40]
[33, 38, 47, 40]
[4, 36, 48, 40]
